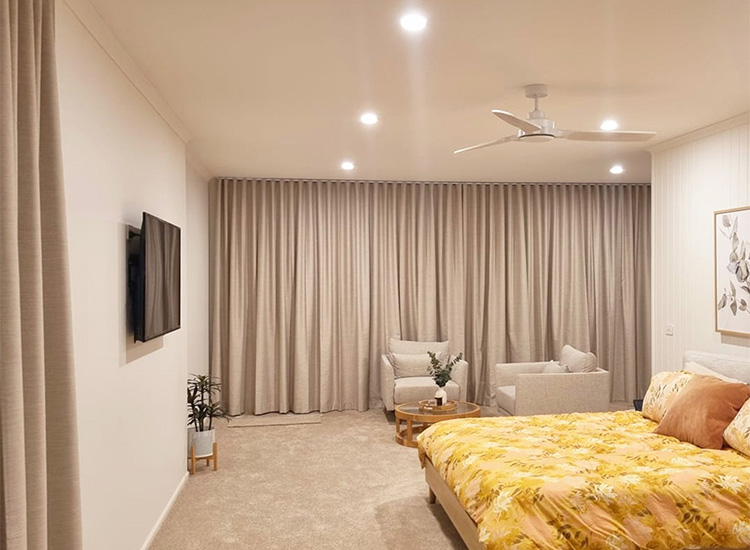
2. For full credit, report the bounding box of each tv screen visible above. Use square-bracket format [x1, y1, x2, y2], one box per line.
[132, 212, 181, 342]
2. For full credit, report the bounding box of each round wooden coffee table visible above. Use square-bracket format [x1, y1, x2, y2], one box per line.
[394, 401, 481, 448]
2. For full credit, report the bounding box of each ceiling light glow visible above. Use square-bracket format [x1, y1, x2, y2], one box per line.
[400, 12, 427, 32]
[600, 119, 619, 131]
[360, 112, 379, 125]
[341, 161, 355, 171]
[609, 164, 624, 175]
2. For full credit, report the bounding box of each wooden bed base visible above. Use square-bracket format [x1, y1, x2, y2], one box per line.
[424, 456, 744, 550]
[424, 457, 485, 550]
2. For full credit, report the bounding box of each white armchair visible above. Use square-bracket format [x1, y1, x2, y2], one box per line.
[380, 338, 468, 411]
[493, 346, 610, 416]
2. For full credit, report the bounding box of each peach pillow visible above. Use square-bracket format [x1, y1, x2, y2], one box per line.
[654, 374, 750, 449]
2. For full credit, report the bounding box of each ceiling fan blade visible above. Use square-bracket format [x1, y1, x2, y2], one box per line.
[492, 110, 541, 133]
[454, 135, 518, 154]
[563, 130, 657, 142]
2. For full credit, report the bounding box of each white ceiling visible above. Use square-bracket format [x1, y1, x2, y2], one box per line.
[86, 0, 749, 183]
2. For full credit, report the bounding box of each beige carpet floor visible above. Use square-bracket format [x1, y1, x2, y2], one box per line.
[150, 409, 466, 550]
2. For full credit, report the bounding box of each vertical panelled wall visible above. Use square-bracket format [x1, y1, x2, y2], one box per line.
[651, 117, 750, 373]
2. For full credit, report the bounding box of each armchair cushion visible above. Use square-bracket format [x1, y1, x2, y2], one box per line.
[389, 352, 432, 378]
[394, 378, 460, 404]
[496, 386, 516, 415]
[542, 361, 567, 374]
[560, 345, 598, 373]
[389, 337, 449, 356]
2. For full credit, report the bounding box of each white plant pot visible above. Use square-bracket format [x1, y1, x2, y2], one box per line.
[435, 387, 448, 405]
[188, 427, 216, 458]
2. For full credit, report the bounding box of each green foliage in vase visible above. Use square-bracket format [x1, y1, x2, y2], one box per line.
[187, 374, 225, 432]
[427, 351, 464, 388]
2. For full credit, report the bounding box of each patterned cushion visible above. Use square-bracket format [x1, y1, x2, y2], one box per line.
[654, 375, 750, 449]
[389, 352, 432, 378]
[725, 398, 750, 457]
[642, 370, 694, 422]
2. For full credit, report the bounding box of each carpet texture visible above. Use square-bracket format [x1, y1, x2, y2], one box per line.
[227, 412, 322, 428]
[151, 410, 465, 550]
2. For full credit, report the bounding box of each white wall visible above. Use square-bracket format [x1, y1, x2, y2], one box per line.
[56, 3, 196, 548]
[652, 116, 750, 373]
[186, 163, 209, 376]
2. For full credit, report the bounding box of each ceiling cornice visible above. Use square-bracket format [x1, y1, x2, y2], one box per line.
[60, 0, 192, 143]
[648, 112, 750, 154]
[186, 147, 213, 181]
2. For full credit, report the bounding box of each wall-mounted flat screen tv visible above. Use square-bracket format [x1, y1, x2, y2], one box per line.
[129, 212, 181, 342]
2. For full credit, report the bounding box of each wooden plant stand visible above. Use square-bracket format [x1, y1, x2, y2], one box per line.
[189, 442, 218, 475]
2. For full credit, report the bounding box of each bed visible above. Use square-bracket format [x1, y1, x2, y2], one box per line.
[417, 351, 750, 550]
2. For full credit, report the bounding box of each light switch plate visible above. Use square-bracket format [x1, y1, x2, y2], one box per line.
[666, 324, 674, 336]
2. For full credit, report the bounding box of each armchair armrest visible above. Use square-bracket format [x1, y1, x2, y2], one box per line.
[514, 368, 611, 416]
[450, 360, 468, 402]
[381, 354, 396, 411]
[493, 361, 549, 389]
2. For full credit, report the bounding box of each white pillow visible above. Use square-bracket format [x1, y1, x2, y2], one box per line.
[682, 361, 745, 384]
[559, 345, 597, 373]
[542, 361, 568, 374]
[389, 352, 433, 378]
[389, 337, 449, 356]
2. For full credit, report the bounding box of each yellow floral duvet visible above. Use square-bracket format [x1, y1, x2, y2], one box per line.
[417, 411, 750, 550]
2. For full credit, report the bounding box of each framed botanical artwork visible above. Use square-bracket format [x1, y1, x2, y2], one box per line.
[715, 206, 750, 337]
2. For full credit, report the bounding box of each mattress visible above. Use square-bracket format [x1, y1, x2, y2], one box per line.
[417, 411, 750, 550]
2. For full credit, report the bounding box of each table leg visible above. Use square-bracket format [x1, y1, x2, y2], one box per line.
[406, 418, 413, 445]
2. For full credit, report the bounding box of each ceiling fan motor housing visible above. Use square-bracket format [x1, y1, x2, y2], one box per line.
[519, 133, 555, 142]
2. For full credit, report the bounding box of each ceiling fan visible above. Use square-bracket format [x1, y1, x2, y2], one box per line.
[454, 84, 656, 154]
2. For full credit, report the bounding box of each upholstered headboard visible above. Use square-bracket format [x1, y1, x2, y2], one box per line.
[683, 350, 750, 383]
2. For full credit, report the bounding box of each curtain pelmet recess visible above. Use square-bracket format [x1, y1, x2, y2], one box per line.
[210, 180, 650, 414]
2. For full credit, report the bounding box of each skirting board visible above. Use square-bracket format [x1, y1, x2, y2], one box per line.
[140, 471, 189, 550]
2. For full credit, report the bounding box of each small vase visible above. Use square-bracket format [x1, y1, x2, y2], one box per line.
[435, 387, 448, 406]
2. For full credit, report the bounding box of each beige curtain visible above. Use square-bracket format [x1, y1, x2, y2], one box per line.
[210, 179, 650, 414]
[1, 1, 82, 548]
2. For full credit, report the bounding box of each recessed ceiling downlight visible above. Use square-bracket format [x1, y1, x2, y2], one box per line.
[600, 119, 619, 131]
[400, 12, 427, 32]
[609, 164, 624, 175]
[360, 112, 379, 125]
[341, 161, 355, 171]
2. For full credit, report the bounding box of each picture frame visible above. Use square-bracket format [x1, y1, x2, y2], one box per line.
[715, 206, 750, 337]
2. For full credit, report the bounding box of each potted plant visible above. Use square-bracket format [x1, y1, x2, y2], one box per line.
[427, 351, 463, 405]
[187, 374, 224, 458]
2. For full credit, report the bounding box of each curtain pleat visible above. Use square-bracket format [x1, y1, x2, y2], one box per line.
[0, 0, 82, 548]
[210, 179, 651, 414]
